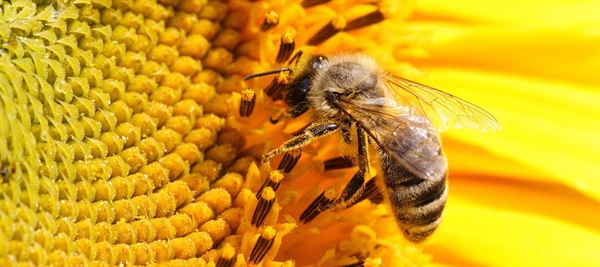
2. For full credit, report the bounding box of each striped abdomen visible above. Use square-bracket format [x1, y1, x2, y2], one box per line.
[379, 151, 448, 242]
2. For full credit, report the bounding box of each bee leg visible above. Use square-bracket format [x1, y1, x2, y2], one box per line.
[321, 123, 357, 170]
[328, 127, 371, 208]
[270, 102, 310, 124]
[262, 121, 339, 163]
[300, 127, 372, 223]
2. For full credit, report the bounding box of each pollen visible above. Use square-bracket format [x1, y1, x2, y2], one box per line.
[261, 11, 280, 31]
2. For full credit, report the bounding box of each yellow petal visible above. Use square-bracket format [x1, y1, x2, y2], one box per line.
[416, 0, 600, 26]
[419, 67, 600, 201]
[427, 175, 600, 266]
[403, 6, 600, 200]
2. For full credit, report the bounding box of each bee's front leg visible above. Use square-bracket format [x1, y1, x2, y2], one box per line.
[261, 121, 339, 164]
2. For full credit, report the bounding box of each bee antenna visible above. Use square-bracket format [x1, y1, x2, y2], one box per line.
[244, 67, 293, 81]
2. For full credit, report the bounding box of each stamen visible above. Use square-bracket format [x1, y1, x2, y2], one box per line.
[308, 16, 346, 45]
[269, 109, 286, 124]
[252, 186, 276, 226]
[276, 29, 296, 63]
[256, 170, 284, 197]
[350, 178, 384, 207]
[261, 11, 280, 31]
[239, 88, 256, 117]
[264, 71, 290, 99]
[345, 10, 385, 31]
[299, 187, 338, 223]
[216, 243, 236, 267]
[323, 156, 354, 171]
[368, 191, 384, 205]
[308, 10, 385, 45]
[277, 149, 301, 174]
[301, 0, 332, 8]
[249, 226, 277, 264]
[288, 50, 304, 65]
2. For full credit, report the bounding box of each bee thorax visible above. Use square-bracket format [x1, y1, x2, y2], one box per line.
[328, 62, 377, 92]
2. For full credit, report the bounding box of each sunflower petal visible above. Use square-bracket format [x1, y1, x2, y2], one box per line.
[428, 176, 600, 266]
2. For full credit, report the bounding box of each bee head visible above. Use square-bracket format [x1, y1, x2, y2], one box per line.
[285, 55, 328, 107]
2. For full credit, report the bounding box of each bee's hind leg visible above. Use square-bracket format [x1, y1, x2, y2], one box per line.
[300, 127, 375, 223]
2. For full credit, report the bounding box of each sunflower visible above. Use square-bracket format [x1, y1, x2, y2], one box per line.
[1, 0, 598, 266]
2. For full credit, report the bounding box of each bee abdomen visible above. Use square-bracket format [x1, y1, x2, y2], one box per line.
[392, 179, 447, 242]
[381, 154, 448, 242]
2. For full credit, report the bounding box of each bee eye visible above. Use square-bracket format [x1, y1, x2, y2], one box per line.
[285, 80, 309, 107]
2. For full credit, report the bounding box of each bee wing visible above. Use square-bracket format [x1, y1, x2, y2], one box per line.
[338, 99, 447, 181]
[384, 75, 501, 132]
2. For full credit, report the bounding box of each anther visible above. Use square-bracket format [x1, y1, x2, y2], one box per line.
[256, 170, 284, 197]
[323, 156, 354, 171]
[277, 149, 301, 174]
[288, 50, 304, 65]
[261, 11, 279, 31]
[308, 16, 346, 46]
[249, 226, 277, 264]
[345, 10, 385, 31]
[299, 187, 338, 223]
[216, 243, 236, 267]
[308, 10, 385, 46]
[239, 88, 256, 117]
[276, 29, 296, 63]
[251, 186, 276, 226]
[264, 71, 290, 99]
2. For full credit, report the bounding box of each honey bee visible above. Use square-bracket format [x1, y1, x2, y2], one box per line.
[245, 53, 500, 242]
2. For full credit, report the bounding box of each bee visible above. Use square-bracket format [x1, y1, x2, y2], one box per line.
[245, 53, 500, 242]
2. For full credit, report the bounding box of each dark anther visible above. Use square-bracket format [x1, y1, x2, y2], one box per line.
[277, 149, 301, 173]
[323, 156, 355, 171]
[239, 88, 256, 117]
[277, 30, 296, 63]
[252, 187, 276, 226]
[261, 11, 279, 31]
[345, 10, 385, 31]
[299, 188, 337, 223]
[256, 171, 284, 198]
[249, 227, 277, 264]
[215, 244, 236, 267]
[308, 22, 339, 46]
